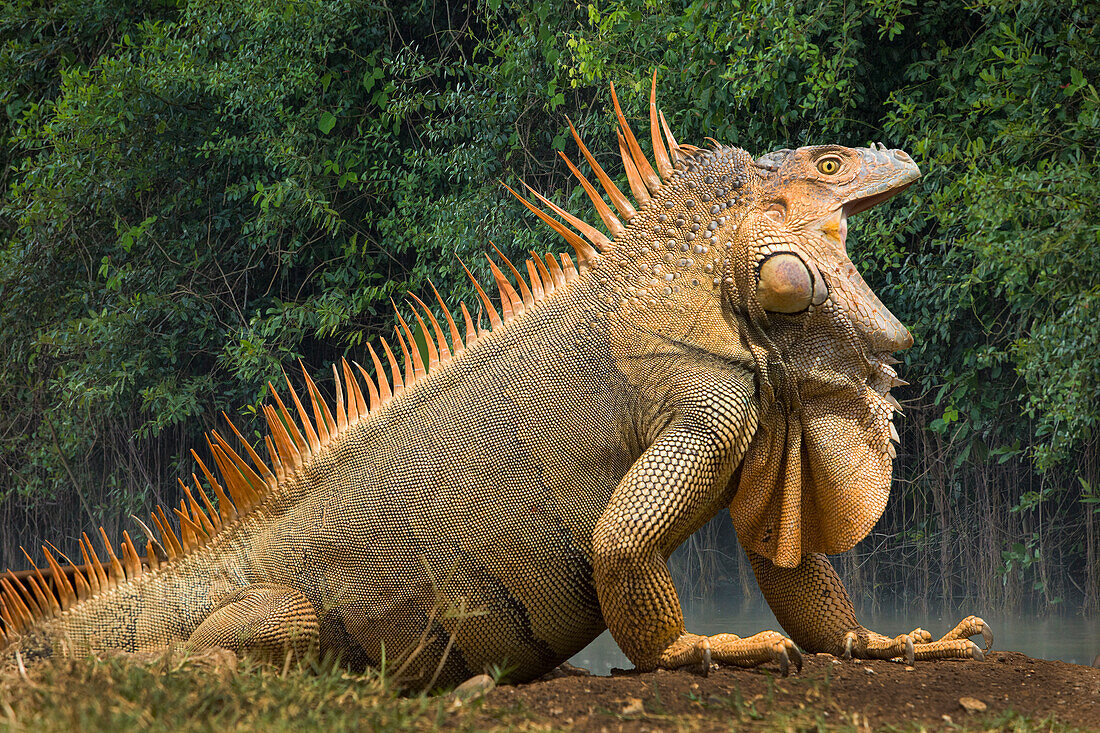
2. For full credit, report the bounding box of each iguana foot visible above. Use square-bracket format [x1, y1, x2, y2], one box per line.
[658, 631, 803, 676]
[843, 615, 993, 664]
[184, 582, 319, 664]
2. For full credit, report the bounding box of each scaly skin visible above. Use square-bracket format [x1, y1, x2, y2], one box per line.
[2, 86, 991, 689]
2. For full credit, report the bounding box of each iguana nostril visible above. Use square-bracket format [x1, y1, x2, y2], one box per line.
[893, 150, 912, 163]
[757, 253, 814, 313]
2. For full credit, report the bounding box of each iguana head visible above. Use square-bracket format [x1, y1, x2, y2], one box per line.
[726, 143, 920, 567]
[746, 143, 916, 353]
[512, 77, 919, 568]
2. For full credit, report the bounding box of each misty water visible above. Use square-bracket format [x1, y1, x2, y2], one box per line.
[570, 592, 1100, 673]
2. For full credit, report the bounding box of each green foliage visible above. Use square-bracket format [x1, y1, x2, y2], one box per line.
[0, 0, 575, 540]
[880, 0, 1100, 468]
[0, 0, 1096, 608]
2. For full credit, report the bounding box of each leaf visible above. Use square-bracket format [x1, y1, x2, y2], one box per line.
[318, 111, 337, 135]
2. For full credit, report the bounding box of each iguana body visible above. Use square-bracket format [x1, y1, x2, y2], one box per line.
[1, 78, 990, 689]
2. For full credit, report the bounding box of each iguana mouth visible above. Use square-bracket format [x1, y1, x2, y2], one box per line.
[823, 183, 914, 249]
[844, 180, 915, 218]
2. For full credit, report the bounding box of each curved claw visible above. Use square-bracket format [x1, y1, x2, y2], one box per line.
[904, 635, 915, 666]
[981, 622, 994, 651]
[777, 645, 790, 677]
[790, 644, 803, 674]
[970, 641, 985, 662]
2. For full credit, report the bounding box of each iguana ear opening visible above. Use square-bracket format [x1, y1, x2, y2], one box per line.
[755, 252, 829, 313]
[731, 389, 892, 569]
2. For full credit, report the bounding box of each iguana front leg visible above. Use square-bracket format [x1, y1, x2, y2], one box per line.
[184, 582, 319, 664]
[749, 552, 992, 662]
[593, 384, 800, 675]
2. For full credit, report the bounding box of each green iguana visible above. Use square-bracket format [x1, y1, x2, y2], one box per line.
[0, 76, 992, 690]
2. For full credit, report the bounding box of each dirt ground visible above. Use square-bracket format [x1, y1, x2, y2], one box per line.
[3, 646, 1099, 731]
[476, 651, 1100, 731]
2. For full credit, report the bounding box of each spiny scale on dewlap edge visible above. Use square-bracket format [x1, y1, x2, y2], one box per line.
[2, 71, 991, 689]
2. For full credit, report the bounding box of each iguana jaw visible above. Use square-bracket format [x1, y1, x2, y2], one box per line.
[822, 179, 915, 246]
[844, 181, 914, 217]
[806, 153, 920, 355]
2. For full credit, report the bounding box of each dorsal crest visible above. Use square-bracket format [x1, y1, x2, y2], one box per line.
[506, 71, 709, 266]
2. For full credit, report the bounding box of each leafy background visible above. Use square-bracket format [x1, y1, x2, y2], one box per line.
[0, 0, 1096, 614]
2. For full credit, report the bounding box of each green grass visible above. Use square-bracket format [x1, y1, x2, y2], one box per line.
[0, 653, 1087, 732]
[0, 653, 462, 732]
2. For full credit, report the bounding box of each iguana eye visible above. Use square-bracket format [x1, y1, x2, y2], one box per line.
[816, 157, 841, 175]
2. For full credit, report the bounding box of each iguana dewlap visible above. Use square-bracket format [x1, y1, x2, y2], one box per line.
[1, 75, 992, 689]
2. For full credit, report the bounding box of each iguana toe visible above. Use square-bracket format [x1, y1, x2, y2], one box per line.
[655, 631, 800, 676]
[844, 616, 993, 663]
